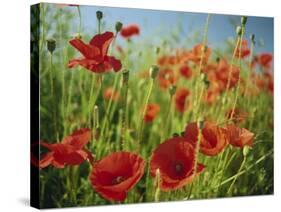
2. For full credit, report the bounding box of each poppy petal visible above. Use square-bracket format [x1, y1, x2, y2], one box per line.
[89, 32, 114, 57]
[69, 38, 100, 59]
[62, 128, 91, 150]
[104, 56, 122, 72]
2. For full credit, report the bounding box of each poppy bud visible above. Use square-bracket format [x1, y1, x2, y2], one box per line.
[155, 46, 160, 54]
[94, 105, 99, 129]
[203, 74, 210, 88]
[149, 65, 159, 79]
[96, 11, 103, 20]
[216, 57, 220, 63]
[169, 85, 177, 96]
[236, 26, 242, 36]
[198, 119, 204, 130]
[47, 38, 56, 54]
[122, 69, 130, 84]
[115, 21, 123, 33]
[250, 33, 255, 43]
[241, 16, 247, 26]
[243, 146, 251, 157]
[173, 133, 179, 137]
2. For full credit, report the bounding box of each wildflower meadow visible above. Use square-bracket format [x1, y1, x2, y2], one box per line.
[30, 3, 274, 208]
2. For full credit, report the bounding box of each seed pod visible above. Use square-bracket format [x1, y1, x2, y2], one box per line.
[169, 85, 177, 96]
[122, 69, 130, 84]
[149, 65, 159, 79]
[236, 26, 242, 36]
[96, 11, 103, 20]
[47, 39, 56, 54]
[115, 21, 123, 33]
[241, 16, 247, 26]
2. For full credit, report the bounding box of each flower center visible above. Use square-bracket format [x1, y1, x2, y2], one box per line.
[112, 176, 124, 185]
[175, 163, 183, 174]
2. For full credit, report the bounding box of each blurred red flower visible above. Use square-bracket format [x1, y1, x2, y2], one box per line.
[215, 59, 240, 91]
[68, 31, 122, 73]
[235, 39, 250, 59]
[226, 108, 248, 123]
[226, 124, 254, 148]
[89, 152, 145, 201]
[189, 44, 211, 65]
[179, 65, 192, 79]
[157, 68, 178, 89]
[258, 53, 273, 69]
[144, 103, 160, 123]
[174, 88, 190, 113]
[38, 128, 93, 168]
[120, 24, 140, 38]
[150, 137, 205, 191]
[184, 122, 228, 156]
[103, 87, 120, 101]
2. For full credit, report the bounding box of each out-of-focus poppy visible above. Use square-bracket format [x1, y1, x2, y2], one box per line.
[144, 103, 160, 123]
[89, 152, 145, 201]
[150, 137, 205, 191]
[257, 53, 273, 69]
[120, 24, 140, 38]
[103, 87, 120, 101]
[215, 59, 240, 91]
[68, 31, 122, 73]
[235, 39, 250, 59]
[189, 44, 211, 65]
[38, 128, 93, 168]
[184, 122, 228, 156]
[179, 65, 192, 79]
[174, 88, 190, 113]
[157, 68, 178, 89]
[226, 124, 254, 148]
[226, 108, 248, 123]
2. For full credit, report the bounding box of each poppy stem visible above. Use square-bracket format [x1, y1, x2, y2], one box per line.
[194, 14, 211, 119]
[230, 24, 246, 120]
[121, 70, 129, 150]
[137, 77, 154, 149]
[154, 169, 161, 202]
[49, 52, 58, 140]
[226, 155, 247, 195]
[77, 6, 82, 37]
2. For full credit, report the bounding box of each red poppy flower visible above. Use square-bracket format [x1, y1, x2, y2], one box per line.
[235, 39, 250, 59]
[174, 88, 190, 113]
[144, 103, 160, 123]
[68, 31, 122, 73]
[103, 87, 120, 101]
[189, 44, 211, 65]
[150, 137, 205, 191]
[184, 122, 228, 156]
[226, 108, 248, 123]
[257, 53, 273, 69]
[157, 68, 178, 89]
[179, 65, 192, 79]
[89, 152, 145, 201]
[39, 128, 93, 168]
[215, 59, 240, 91]
[120, 24, 140, 38]
[226, 124, 254, 148]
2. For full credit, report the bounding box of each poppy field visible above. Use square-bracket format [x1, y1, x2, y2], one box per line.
[31, 3, 274, 208]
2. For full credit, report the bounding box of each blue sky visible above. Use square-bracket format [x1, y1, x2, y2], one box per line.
[65, 4, 273, 54]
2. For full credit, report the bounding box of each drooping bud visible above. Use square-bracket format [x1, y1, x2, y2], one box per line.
[236, 26, 242, 36]
[122, 69, 130, 84]
[250, 33, 255, 43]
[47, 38, 56, 54]
[169, 85, 177, 96]
[243, 146, 251, 157]
[241, 16, 247, 26]
[155, 46, 160, 55]
[115, 21, 123, 33]
[96, 11, 103, 20]
[149, 65, 159, 79]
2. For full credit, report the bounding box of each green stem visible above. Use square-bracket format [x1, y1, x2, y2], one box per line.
[227, 155, 246, 195]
